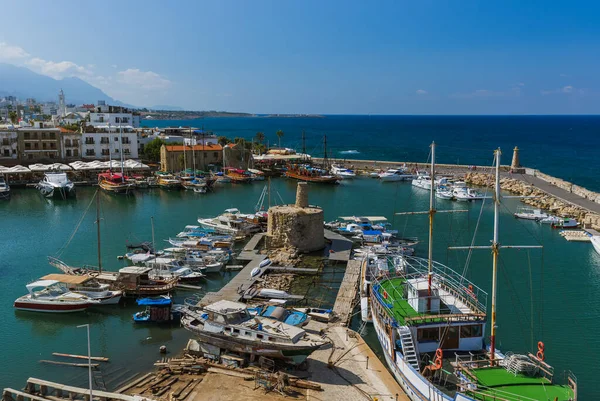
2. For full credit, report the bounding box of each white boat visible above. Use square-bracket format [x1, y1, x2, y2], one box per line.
[0, 175, 10, 200]
[591, 235, 600, 256]
[514, 207, 548, 221]
[258, 288, 291, 298]
[379, 167, 413, 182]
[250, 267, 261, 277]
[331, 164, 356, 179]
[259, 258, 271, 268]
[36, 172, 76, 199]
[198, 208, 261, 236]
[435, 185, 454, 200]
[539, 215, 561, 224]
[41, 273, 122, 305]
[552, 218, 579, 229]
[14, 280, 99, 313]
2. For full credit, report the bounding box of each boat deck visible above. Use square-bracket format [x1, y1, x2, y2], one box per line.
[469, 367, 574, 401]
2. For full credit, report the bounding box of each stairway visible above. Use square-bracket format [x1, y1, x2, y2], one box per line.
[399, 327, 420, 371]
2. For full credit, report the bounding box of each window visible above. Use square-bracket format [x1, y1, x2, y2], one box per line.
[74, 149, 79, 157]
[114, 137, 118, 142]
[257, 334, 264, 340]
[2, 139, 8, 146]
[101, 137, 109, 144]
[86, 149, 95, 156]
[3, 149, 8, 157]
[85, 138, 95, 145]
[460, 324, 483, 338]
[232, 328, 240, 335]
[66, 150, 72, 157]
[124, 149, 130, 155]
[65, 139, 71, 147]
[101, 149, 109, 156]
[25, 143, 31, 150]
[213, 152, 218, 158]
[24, 133, 30, 140]
[417, 328, 440, 343]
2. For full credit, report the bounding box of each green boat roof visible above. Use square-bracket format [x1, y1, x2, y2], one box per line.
[468, 367, 574, 401]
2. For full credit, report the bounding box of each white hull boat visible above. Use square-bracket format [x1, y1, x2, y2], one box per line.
[592, 236, 600, 256]
[36, 172, 76, 199]
[0, 176, 10, 200]
[14, 280, 98, 313]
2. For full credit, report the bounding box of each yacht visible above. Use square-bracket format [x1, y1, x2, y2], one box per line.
[41, 273, 122, 305]
[36, 172, 76, 199]
[14, 279, 99, 313]
[180, 300, 326, 359]
[0, 175, 10, 200]
[591, 235, 600, 256]
[436, 185, 454, 200]
[514, 207, 548, 221]
[198, 208, 262, 236]
[331, 164, 356, 179]
[379, 167, 413, 182]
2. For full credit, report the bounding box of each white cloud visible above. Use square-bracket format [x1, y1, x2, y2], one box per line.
[117, 68, 171, 90]
[540, 85, 578, 95]
[416, 89, 428, 95]
[26, 57, 93, 79]
[0, 42, 30, 60]
[110, 64, 117, 68]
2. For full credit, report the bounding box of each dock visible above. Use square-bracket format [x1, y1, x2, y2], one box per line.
[8, 377, 140, 401]
[243, 232, 265, 252]
[324, 229, 353, 262]
[559, 230, 592, 242]
[332, 259, 363, 325]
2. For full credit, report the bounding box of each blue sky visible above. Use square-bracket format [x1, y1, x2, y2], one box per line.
[0, 1, 598, 114]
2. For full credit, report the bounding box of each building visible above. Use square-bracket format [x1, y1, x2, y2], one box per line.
[59, 128, 81, 160]
[223, 143, 253, 169]
[58, 89, 66, 117]
[81, 125, 138, 159]
[160, 144, 222, 172]
[17, 123, 62, 162]
[0, 125, 18, 162]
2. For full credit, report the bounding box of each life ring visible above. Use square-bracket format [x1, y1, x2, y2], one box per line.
[536, 341, 545, 361]
[383, 290, 389, 300]
[433, 348, 443, 369]
[468, 284, 473, 292]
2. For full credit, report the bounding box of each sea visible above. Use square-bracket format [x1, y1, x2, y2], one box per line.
[1, 115, 599, 398]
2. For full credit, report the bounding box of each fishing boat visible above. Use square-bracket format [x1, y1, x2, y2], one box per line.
[379, 167, 413, 182]
[181, 176, 208, 191]
[180, 300, 326, 359]
[156, 172, 182, 189]
[0, 175, 10, 200]
[41, 273, 122, 305]
[368, 145, 576, 401]
[36, 172, 75, 199]
[224, 167, 253, 183]
[551, 218, 579, 229]
[98, 172, 134, 194]
[198, 208, 262, 236]
[331, 164, 356, 179]
[14, 280, 99, 313]
[514, 207, 548, 221]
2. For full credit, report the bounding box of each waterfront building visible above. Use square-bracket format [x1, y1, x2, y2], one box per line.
[0, 125, 18, 161]
[90, 103, 140, 128]
[17, 122, 62, 162]
[81, 125, 138, 160]
[223, 142, 253, 169]
[59, 128, 81, 160]
[160, 144, 222, 172]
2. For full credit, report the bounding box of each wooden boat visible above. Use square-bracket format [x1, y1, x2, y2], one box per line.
[98, 172, 134, 194]
[285, 164, 340, 184]
[224, 168, 252, 183]
[156, 172, 182, 189]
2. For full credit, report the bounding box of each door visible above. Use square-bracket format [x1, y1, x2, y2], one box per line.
[441, 326, 459, 349]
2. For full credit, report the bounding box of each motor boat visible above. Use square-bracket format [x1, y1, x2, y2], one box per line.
[41, 273, 122, 305]
[14, 280, 99, 313]
[379, 167, 413, 182]
[36, 172, 75, 199]
[198, 208, 262, 236]
[591, 235, 600, 256]
[514, 207, 548, 221]
[436, 185, 454, 200]
[331, 164, 356, 179]
[551, 218, 579, 229]
[0, 175, 10, 200]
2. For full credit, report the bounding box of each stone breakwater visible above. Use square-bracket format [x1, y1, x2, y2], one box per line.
[465, 172, 600, 230]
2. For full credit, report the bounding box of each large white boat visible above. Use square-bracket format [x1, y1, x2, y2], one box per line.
[180, 300, 325, 360]
[36, 172, 76, 199]
[14, 280, 99, 313]
[368, 145, 576, 401]
[0, 175, 10, 200]
[331, 164, 356, 179]
[514, 207, 548, 221]
[41, 273, 122, 305]
[591, 235, 600, 256]
[198, 208, 261, 236]
[379, 167, 413, 182]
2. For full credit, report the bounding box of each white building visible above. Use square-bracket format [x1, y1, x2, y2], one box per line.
[89, 112, 134, 127]
[0, 125, 18, 161]
[42, 103, 58, 116]
[82, 125, 138, 160]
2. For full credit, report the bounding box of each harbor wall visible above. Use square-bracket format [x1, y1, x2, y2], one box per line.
[530, 169, 600, 204]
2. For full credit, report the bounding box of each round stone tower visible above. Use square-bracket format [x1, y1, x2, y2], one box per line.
[511, 146, 525, 173]
[266, 182, 324, 252]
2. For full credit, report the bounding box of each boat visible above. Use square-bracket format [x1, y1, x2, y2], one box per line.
[41, 273, 122, 305]
[180, 300, 326, 359]
[181, 176, 208, 191]
[293, 307, 335, 323]
[539, 215, 560, 224]
[411, 171, 433, 189]
[156, 172, 182, 189]
[368, 145, 576, 401]
[248, 168, 266, 181]
[453, 186, 488, 202]
[36, 172, 76, 199]
[551, 218, 579, 229]
[249, 305, 310, 326]
[224, 168, 253, 183]
[198, 208, 262, 236]
[133, 296, 181, 323]
[591, 235, 600, 256]
[379, 167, 413, 182]
[259, 258, 271, 268]
[331, 164, 356, 179]
[14, 280, 99, 313]
[514, 207, 548, 221]
[98, 172, 134, 194]
[258, 288, 291, 299]
[285, 133, 340, 184]
[0, 175, 10, 200]
[250, 267, 261, 277]
[435, 185, 454, 200]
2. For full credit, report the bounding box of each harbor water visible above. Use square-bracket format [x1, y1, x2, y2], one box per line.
[1, 179, 599, 397]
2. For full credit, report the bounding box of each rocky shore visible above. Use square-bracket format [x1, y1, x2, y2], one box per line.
[465, 172, 600, 230]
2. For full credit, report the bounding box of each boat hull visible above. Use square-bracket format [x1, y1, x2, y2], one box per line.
[0, 190, 10, 200]
[99, 180, 134, 194]
[14, 301, 90, 313]
[284, 172, 339, 184]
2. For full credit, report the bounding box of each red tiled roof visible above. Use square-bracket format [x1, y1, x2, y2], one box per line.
[165, 144, 223, 152]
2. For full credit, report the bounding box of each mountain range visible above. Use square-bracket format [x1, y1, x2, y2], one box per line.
[0, 63, 134, 108]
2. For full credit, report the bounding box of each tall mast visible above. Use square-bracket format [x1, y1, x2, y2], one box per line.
[108, 123, 112, 174]
[323, 134, 329, 169]
[427, 141, 436, 311]
[183, 128, 187, 174]
[302, 130, 306, 161]
[96, 190, 102, 273]
[119, 123, 125, 182]
[190, 127, 196, 178]
[151, 216, 156, 255]
[490, 147, 501, 363]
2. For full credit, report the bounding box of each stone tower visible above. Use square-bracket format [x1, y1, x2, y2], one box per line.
[266, 182, 324, 252]
[511, 146, 525, 173]
[58, 89, 66, 117]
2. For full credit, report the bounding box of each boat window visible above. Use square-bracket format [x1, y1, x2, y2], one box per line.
[232, 328, 240, 334]
[257, 334, 264, 340]
[460, 324, 482, 338]
[417, 327, 440, 343]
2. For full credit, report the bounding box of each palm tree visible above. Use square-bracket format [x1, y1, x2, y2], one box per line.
[276, 130, 284, 148]
[8, 111, 18, 124]
[255, 131, 265, 144]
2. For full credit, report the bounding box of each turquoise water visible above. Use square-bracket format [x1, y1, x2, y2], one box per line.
[1, 179, 599, 398]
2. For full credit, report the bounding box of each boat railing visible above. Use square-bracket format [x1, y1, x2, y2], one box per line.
[567, 370, 578, 400]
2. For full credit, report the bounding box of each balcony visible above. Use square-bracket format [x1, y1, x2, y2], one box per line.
[85, 140, 95, 145]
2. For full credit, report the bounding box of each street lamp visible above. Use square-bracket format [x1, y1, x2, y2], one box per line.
[77, 324, 93, 400]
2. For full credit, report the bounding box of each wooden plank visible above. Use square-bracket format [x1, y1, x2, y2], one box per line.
[207, 367, 254, 380]
[52, 352, 109, 362]
[3, 389, 51, 401]
[114, 372, 154, 394]
[26, 378, 137, 401]
[39, 360, 99, 368]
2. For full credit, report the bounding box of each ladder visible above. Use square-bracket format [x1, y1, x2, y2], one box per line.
[399, 326, 420, 371]
[92, 367, 107, 391]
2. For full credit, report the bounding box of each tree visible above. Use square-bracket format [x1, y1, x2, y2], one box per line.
[255, 131, 265, 144]
[143, 138, 166, 162]
[218, 136, 231, 146]
[276, 130, 284, 148]
[8, 111, 18, 124]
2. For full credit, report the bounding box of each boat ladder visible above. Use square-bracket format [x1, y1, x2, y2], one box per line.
[92, 367, 107, 391]
[399, 326, 420, 372]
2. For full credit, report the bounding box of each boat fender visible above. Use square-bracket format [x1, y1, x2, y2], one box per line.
[536, 341, 545, 361]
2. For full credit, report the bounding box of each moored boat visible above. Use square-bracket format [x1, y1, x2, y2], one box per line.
[224, 167, 253, 183]
[156, 172, 182, 189]
[331, 164, 356, 179]
[198, 208, 262, 236]
[14, 279, 99, 313]
[514, 206, 548, 221]
[41, 273, 122, 305]
[36, 172, 76, 199]
[98, 172, 134, 194]
[0, 175, 10, 200]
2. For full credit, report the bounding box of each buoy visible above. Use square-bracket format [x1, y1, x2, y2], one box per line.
[117, 255, 124, 260]
[159, 345, 167, 354]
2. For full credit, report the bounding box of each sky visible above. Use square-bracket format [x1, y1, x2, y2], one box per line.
[0, 0, 599, 114]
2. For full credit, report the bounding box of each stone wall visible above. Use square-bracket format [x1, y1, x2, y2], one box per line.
[266, 205, 325, 252]
[530, 169, 600, 204]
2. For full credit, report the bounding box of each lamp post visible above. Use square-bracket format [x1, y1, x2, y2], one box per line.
[77, 324, 93, 400]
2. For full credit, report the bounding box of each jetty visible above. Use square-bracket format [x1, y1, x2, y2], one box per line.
[324, 229, 353, 262]
[332, 259, 363, 325]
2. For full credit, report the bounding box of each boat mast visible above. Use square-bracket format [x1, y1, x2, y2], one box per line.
[190, 127, 196, 179]
[119, 123, 125, 182]
[151, 216, 156, 255]
[427, 141, 436, 311]
[302, 130, 306, 162]
[183, 129, 187, 174]
[108, 123, 112, 174]
[490, 147, 501, 363]
[323, 135, 329, 169]
[96, 190, 102, 273]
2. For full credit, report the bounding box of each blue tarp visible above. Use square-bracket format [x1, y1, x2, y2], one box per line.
[136, 296, 172, 306]
[362, 230, 382, 235]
